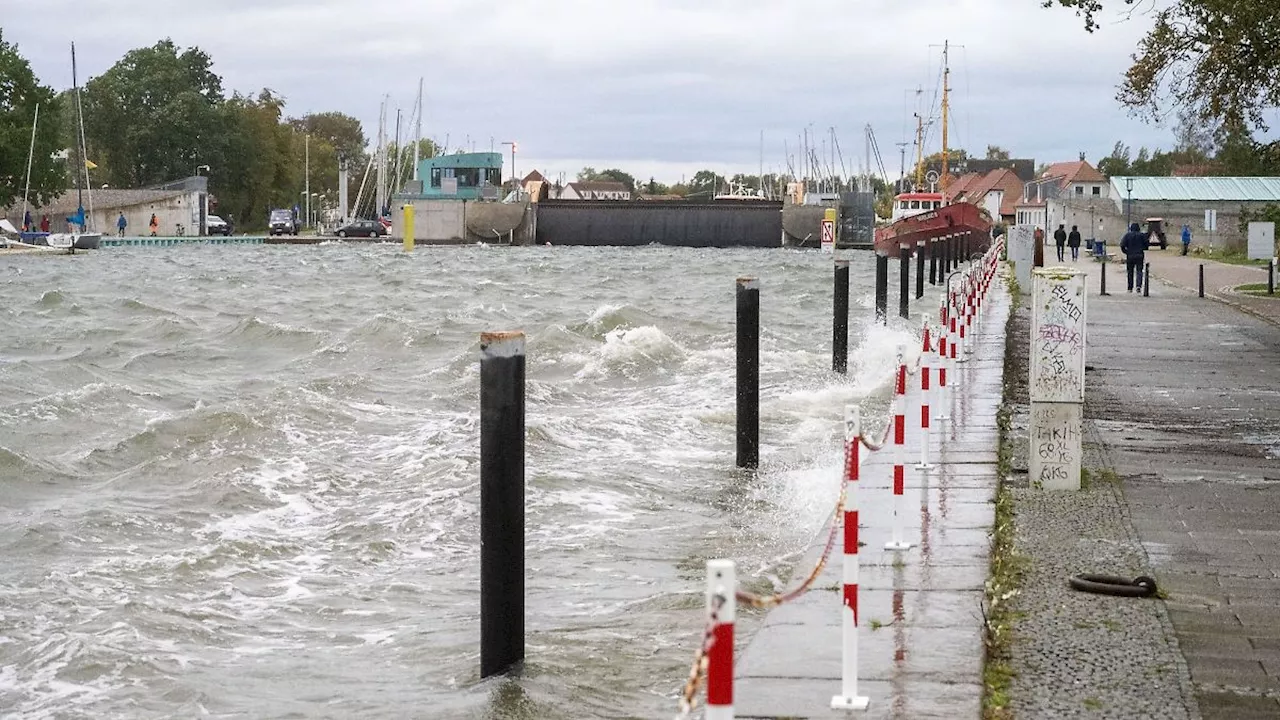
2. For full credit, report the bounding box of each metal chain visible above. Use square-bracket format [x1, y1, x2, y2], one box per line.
[675, 593, 726, 719]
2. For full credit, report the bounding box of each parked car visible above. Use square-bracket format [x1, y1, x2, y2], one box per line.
[206, 214, 232, 236]
[336, 220, 388, 239]
[269, 208, 299, 236]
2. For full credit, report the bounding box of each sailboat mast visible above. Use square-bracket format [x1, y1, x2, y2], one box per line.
[413, 78, 423, 182]
[941, 40, 951, 186]
[21, 103, 38, 226]
[71, 42, 83, 226]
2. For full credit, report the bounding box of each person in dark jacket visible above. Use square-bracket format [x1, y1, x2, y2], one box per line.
[1053, 223, 1067, 262]
[1067, 225, 1082, 261]
[1119, 222, 1149, 292]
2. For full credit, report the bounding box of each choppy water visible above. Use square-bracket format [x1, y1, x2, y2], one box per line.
[0, 244, 930, 719]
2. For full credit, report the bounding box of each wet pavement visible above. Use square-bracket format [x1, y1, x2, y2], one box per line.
[1034, 253, 1280, 718]
[733, 283, 1009, 719]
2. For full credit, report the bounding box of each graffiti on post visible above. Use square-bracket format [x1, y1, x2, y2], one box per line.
[1029, 403, 1082, 490]
[1030, 272, 1086, 403]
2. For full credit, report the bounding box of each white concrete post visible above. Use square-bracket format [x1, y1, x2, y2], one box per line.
[831, 406, 870, 711]
[1009, 225, 1035, 293]
[705, 559, 736, 720]
[916, 314, 934, 471]
[1029, 268, 1087, 491]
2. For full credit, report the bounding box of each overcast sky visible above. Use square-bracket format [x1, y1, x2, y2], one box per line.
[9, 0, 1177, 185]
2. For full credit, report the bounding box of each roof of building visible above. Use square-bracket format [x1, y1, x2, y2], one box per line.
[25, 188, 189, 215]
[567, 181, 630, 193]
[1109, 176, 1280, 201]
[951, 168, 1024, 217]
[522, 170, 547, 184]
[1041, 160, 1108, 187]
[945, 172, 983, 201]
[422, 152, 503, 169]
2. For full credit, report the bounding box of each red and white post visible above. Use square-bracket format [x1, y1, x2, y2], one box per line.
[705, 559, 736, 720]
[935, 300, 951, 423]
[885, 360, 914, 552]
[831, 406, 870, 711]
[915, 314, 935, 471]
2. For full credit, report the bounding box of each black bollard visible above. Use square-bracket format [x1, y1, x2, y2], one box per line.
[875, 254, 889, 325]
[480, 330, 526, 679]
[929, 240, 938, 286]
[736, 277, 759, 469]
[915, 243, 926, 299]
[1100, 259, 1108, 296]
[1144, 263, 1151, 297]
[1269, 259, 1275, 295]
[1199, 264, 1205, 298]
[899, 246, 911, 319]
[833, 260, 849, 374]
[951, 234, 959, 270]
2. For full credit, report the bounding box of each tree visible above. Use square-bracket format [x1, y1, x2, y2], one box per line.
[985, 145, 1012, 161]
[575, 167, 636, 192]
[214, 89, 294, 229]
[644, 177, 671, 195]
[1046, 0, 1280, 132]
[1096, 141, 1132, 177]
[82, 39, 226, 187]
[924, 148, 969, 166]
[0, 31, 66, 210]
[289, 111, 367, 168]
[686, 170, 725, 199]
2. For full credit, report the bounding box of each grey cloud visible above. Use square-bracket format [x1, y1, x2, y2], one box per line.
[9, 0, 1172, 182]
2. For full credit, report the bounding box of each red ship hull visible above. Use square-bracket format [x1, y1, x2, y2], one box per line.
[874, 202, 993, 256]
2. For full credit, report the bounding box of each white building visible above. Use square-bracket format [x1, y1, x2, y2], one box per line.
[559, 181, 632, 201]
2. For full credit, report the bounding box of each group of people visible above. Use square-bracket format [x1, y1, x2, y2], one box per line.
[20, 212, 51, 234]
[115, 213, 161, 237]
[1051, 221, 1195, 293]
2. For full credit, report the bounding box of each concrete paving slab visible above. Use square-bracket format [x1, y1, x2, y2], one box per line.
[729, 281, 1009, 719]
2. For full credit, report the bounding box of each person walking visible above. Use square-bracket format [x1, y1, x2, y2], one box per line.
[149, 213, 159, 237]
[1067, 224, 1082, 261]
[39, 215, 49, 233]
[1181, 223, 1192, 256]
[1120, 222, 1149, 293]
[116, 212, 127, 237]
[1054, 223, 1068, 262]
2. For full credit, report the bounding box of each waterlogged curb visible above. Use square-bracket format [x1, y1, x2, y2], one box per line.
[997, 295, 1200, 719]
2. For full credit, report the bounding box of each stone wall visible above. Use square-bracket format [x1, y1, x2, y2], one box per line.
[387, 199, 533, 244]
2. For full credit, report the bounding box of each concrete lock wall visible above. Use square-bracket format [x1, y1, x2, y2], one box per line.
[781, 205, 827, 247]
[390, 200, 533, 244]
[533, 201, 783, 247]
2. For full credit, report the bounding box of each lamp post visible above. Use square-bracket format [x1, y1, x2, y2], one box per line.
[195, 165, 211, 235]
[501, 141, 518, 198]
[1125, 177, 1134, 229]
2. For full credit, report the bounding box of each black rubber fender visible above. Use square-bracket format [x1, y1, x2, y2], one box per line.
[1068, 574, 1158, 598]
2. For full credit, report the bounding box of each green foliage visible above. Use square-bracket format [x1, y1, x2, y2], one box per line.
[986, 145, 1012, 161]
[82, 39, 226, 188]
[577, 167, 637, 193]
[289, 111, 367, 167]
[0, 30, 66, 209]
[1046, 0, 1280, 133]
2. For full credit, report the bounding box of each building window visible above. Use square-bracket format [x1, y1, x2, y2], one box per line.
[899, 200, 909, 210]
[1075, 185, 1084, 196]
[910, 200, 920, 209]
[430, 168, 442, 188]
[1092, 186, 1101, 196]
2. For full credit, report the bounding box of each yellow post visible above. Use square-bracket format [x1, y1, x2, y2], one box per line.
[403, 203, 415, 252]
[822, 207, 838, 253]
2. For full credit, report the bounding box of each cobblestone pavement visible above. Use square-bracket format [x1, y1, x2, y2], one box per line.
[1003, 296, 1198, 720]
[1012, 256, 1280, 719]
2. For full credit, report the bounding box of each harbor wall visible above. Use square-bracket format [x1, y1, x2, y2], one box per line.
[533, 200, 782, 247]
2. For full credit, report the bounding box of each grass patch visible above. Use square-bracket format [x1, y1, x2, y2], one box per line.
[1083, 697, 1104, 711]
[1234, 282, 1279, 297]
[1190, 246, 1272, 266]
[982, 266, 1029, 720]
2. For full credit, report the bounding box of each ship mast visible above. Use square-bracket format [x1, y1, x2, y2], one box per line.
[941, 40, 951, 186]
[913, 113, 926, 191]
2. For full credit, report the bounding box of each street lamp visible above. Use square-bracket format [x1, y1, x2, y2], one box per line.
[501, 141, 518, 198]
[1125, 177, 1135, 229]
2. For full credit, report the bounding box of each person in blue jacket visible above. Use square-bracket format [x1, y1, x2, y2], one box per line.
[1120, 222, 1150, 293]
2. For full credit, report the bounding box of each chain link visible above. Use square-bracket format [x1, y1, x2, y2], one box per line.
[675, 592, 726, 719]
